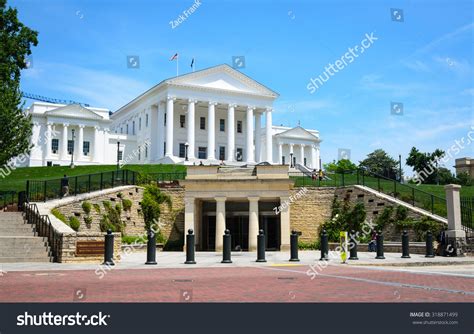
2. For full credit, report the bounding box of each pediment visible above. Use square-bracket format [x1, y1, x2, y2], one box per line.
[165, 64, 278, 98]
[275, 126, 320, 141]
[45, 104, 103, 120]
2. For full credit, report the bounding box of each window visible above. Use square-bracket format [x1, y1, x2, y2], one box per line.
[200, 117, 206, 130]
[83, 141, 90, 156]
[126, 124, 129, 135]
[282, 156, 286, 165]
[138, 150, 141, 161]
[179, 143, 186, 158]
[118, 151, 123, 160]
[198, 147, 207, 159]
[219, 146, 226, 160]
[236, 148, 243, 161]
[164, 113, 167, 126]
[237, 121, 242, 133]
[139, 118, 141, 131]
[120, 128, 123, 134]
[67, 140, 74, 154]
[180, 115, 186, 128]
[220, 119, 225, 132]
[146, 114, 149, 127]
[132, 121, 135, 135]
[51, 139, 59, 154]
[145, 145, 148, 158]
[164, 142, 166, 155]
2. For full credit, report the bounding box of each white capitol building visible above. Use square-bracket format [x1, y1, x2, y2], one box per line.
[22, 64, 322, 169]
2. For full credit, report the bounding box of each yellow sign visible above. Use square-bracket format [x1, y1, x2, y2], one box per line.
[340, 231, 348, 263]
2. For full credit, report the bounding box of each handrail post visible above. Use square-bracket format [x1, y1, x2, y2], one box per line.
[26, 180, 30, 202]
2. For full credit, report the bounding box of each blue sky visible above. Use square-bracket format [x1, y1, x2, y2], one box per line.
[12, 0, 474, 174]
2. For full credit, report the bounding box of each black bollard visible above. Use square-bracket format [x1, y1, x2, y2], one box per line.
[102, 229, 115, 266]
[256, 229, 266, 262]
[401, 230, 411, 258]
[320, 229, 329, 261]
[375, 231, 385, 259]
[222, 229, 232, 263]
[185, 229, 196, 264]
[425, 230, 435, 258]
[145, 229, 157, 265]
[349, 230, 358, 260]
[289, 230, 300, 262]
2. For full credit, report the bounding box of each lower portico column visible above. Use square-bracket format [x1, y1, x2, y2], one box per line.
[187, 99, 196, 160]
[248, 196, 260, 251]
[76, 125, 84, 162]
[93, 126, 100, 162]
[265, 108, 273, 163]
[184, 197, 195, 249]
[299, 144, 305, 165]
[279, 196, 291, 251]
[61, 123, 69, 161]
[255, 112, 261, 162]
[45, 122, 53, 160]
[227, 104, 235, 162]
[246, 107, 255, 163]
[165, 96, 175, 157]
[278, 142, 283, 164]
[215, 197, 226, 252]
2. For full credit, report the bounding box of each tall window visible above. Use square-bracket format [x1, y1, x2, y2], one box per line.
[200, 117, 206, 130]
[126, 124, 129, 135]
[220, 119, 225, 132]
[132, 121, 135, 135]
[163, 142, 166, 155]
[83, 141, 90, 156]
[139, 117, 142, 130]
[51, 139, 59, 154]
[180, 115, 186, 128]
[120, 128, 123, 134]
[67, 140, 74, 154]
[179, 143, 186, 158]
[146, 114, 149, 127]
[145, 145, 148, 158]
[198, 147, 207, 159]
[237, 121, 242, 133]
[219, 146, 225, 160]
[164, 113, 167, 126]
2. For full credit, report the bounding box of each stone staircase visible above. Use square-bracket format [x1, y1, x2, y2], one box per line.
[0, 212, 52, 263]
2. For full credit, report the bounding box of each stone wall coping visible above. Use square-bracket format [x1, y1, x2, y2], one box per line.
[354, 185, 448, 225]
[33, 185, 139, 235]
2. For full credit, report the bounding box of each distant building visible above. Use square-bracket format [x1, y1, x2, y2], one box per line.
[455, 158, 473, 179]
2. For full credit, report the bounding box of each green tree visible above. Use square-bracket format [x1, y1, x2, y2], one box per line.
[359, 149, 399, 179]
[437, 167, 456, 185]
[324, 159, 357, 173]
[406, 147, 445, 184]
[0, 0, 38, 166]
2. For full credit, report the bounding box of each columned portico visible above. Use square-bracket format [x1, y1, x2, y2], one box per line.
[265, 108, 273, 162]
[93, 126, 100, 162]
[299, 144, 305, 165]
[45, 123, 53, 160]
[246, 107, 255, 163]
[278, 142, 283, 164]
[61, 123, 69, 160]
[215, 197, 226, 251]
[77, 125, 84, 161]
[248, 196, 259, 251]
[207, 102, 216, 160]
[165, 96, 175, 157]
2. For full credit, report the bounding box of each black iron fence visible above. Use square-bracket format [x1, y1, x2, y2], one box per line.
[26, 169, 138, 202]
[0, 191, 17, 210]
[290, 169, 447, 218]
[460, 197, 474, 233]
[24, 202, 61, 262]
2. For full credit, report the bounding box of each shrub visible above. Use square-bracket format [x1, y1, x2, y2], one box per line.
[122, 198, 132, 211]
[81, 201, 92, 215]
[103, 201, 111, 210]
[99, 202, 124, 233]
[413, 217, 443, 241]
[395, 205, 408, 221]
[298, 241, 319, 250]
[83, 216, 93, 226]
[141, 184, 172, 229]
[69, 216, 81, 231]
[115, 204, 122, 216]
[51, 208, 67, 224]
[117, 192, 123, 199]
[93, 203, 101, 214]
[122, 235, 145, 244]
[375, 206, 394, 231]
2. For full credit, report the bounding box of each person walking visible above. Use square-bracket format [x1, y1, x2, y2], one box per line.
[61, 174, 69, 197]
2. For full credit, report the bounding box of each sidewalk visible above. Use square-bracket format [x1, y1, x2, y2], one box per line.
[1, 251, 473, 273]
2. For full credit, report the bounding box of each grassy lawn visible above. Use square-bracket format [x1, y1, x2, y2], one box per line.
[0, 164, 186, 192]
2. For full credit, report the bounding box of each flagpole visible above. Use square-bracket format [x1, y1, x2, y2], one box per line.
[177, 56, 179, 77]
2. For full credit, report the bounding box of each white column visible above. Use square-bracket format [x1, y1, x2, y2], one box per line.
[93, 126, 100, 162]
[289, 144, 294, 167]
[158, 102, 165, 158]
[265, 108, 273, 163]
[215, 197, 226, 252]
[300, 144, 305, 165]
[165, 96, 175, 157]
[278, 142, 283, 164]
[315, 146, 321, 170]
[45, 122, 53, 160]
[227, 104, 235, 162]
[310, 145, 316, 169]
[207, 102, 216, 160]
[61, 123, 68, 160]
[77, 125, 84, 161]
[279, 196, 291, 251]
[246, 107, 255, 163]
[149, 105, 159, 161]
[248, 196, 259, 251]
[187, 99, 196, 160]
[184, 197, 195, 248]
[255, 112, 261, 162]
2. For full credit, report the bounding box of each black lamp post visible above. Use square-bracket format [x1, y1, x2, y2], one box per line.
[290, 152, 293, 168]
[70, 129, 75, 168]
[184, 142, 189, 161]
[398, 154, 402, 182]
[116, 141, 121, 172]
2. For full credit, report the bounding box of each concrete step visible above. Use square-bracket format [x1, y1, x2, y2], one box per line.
[0, 247, 50, 256]
[0, 236, 47, 246]
[0, 256, 52, 263]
